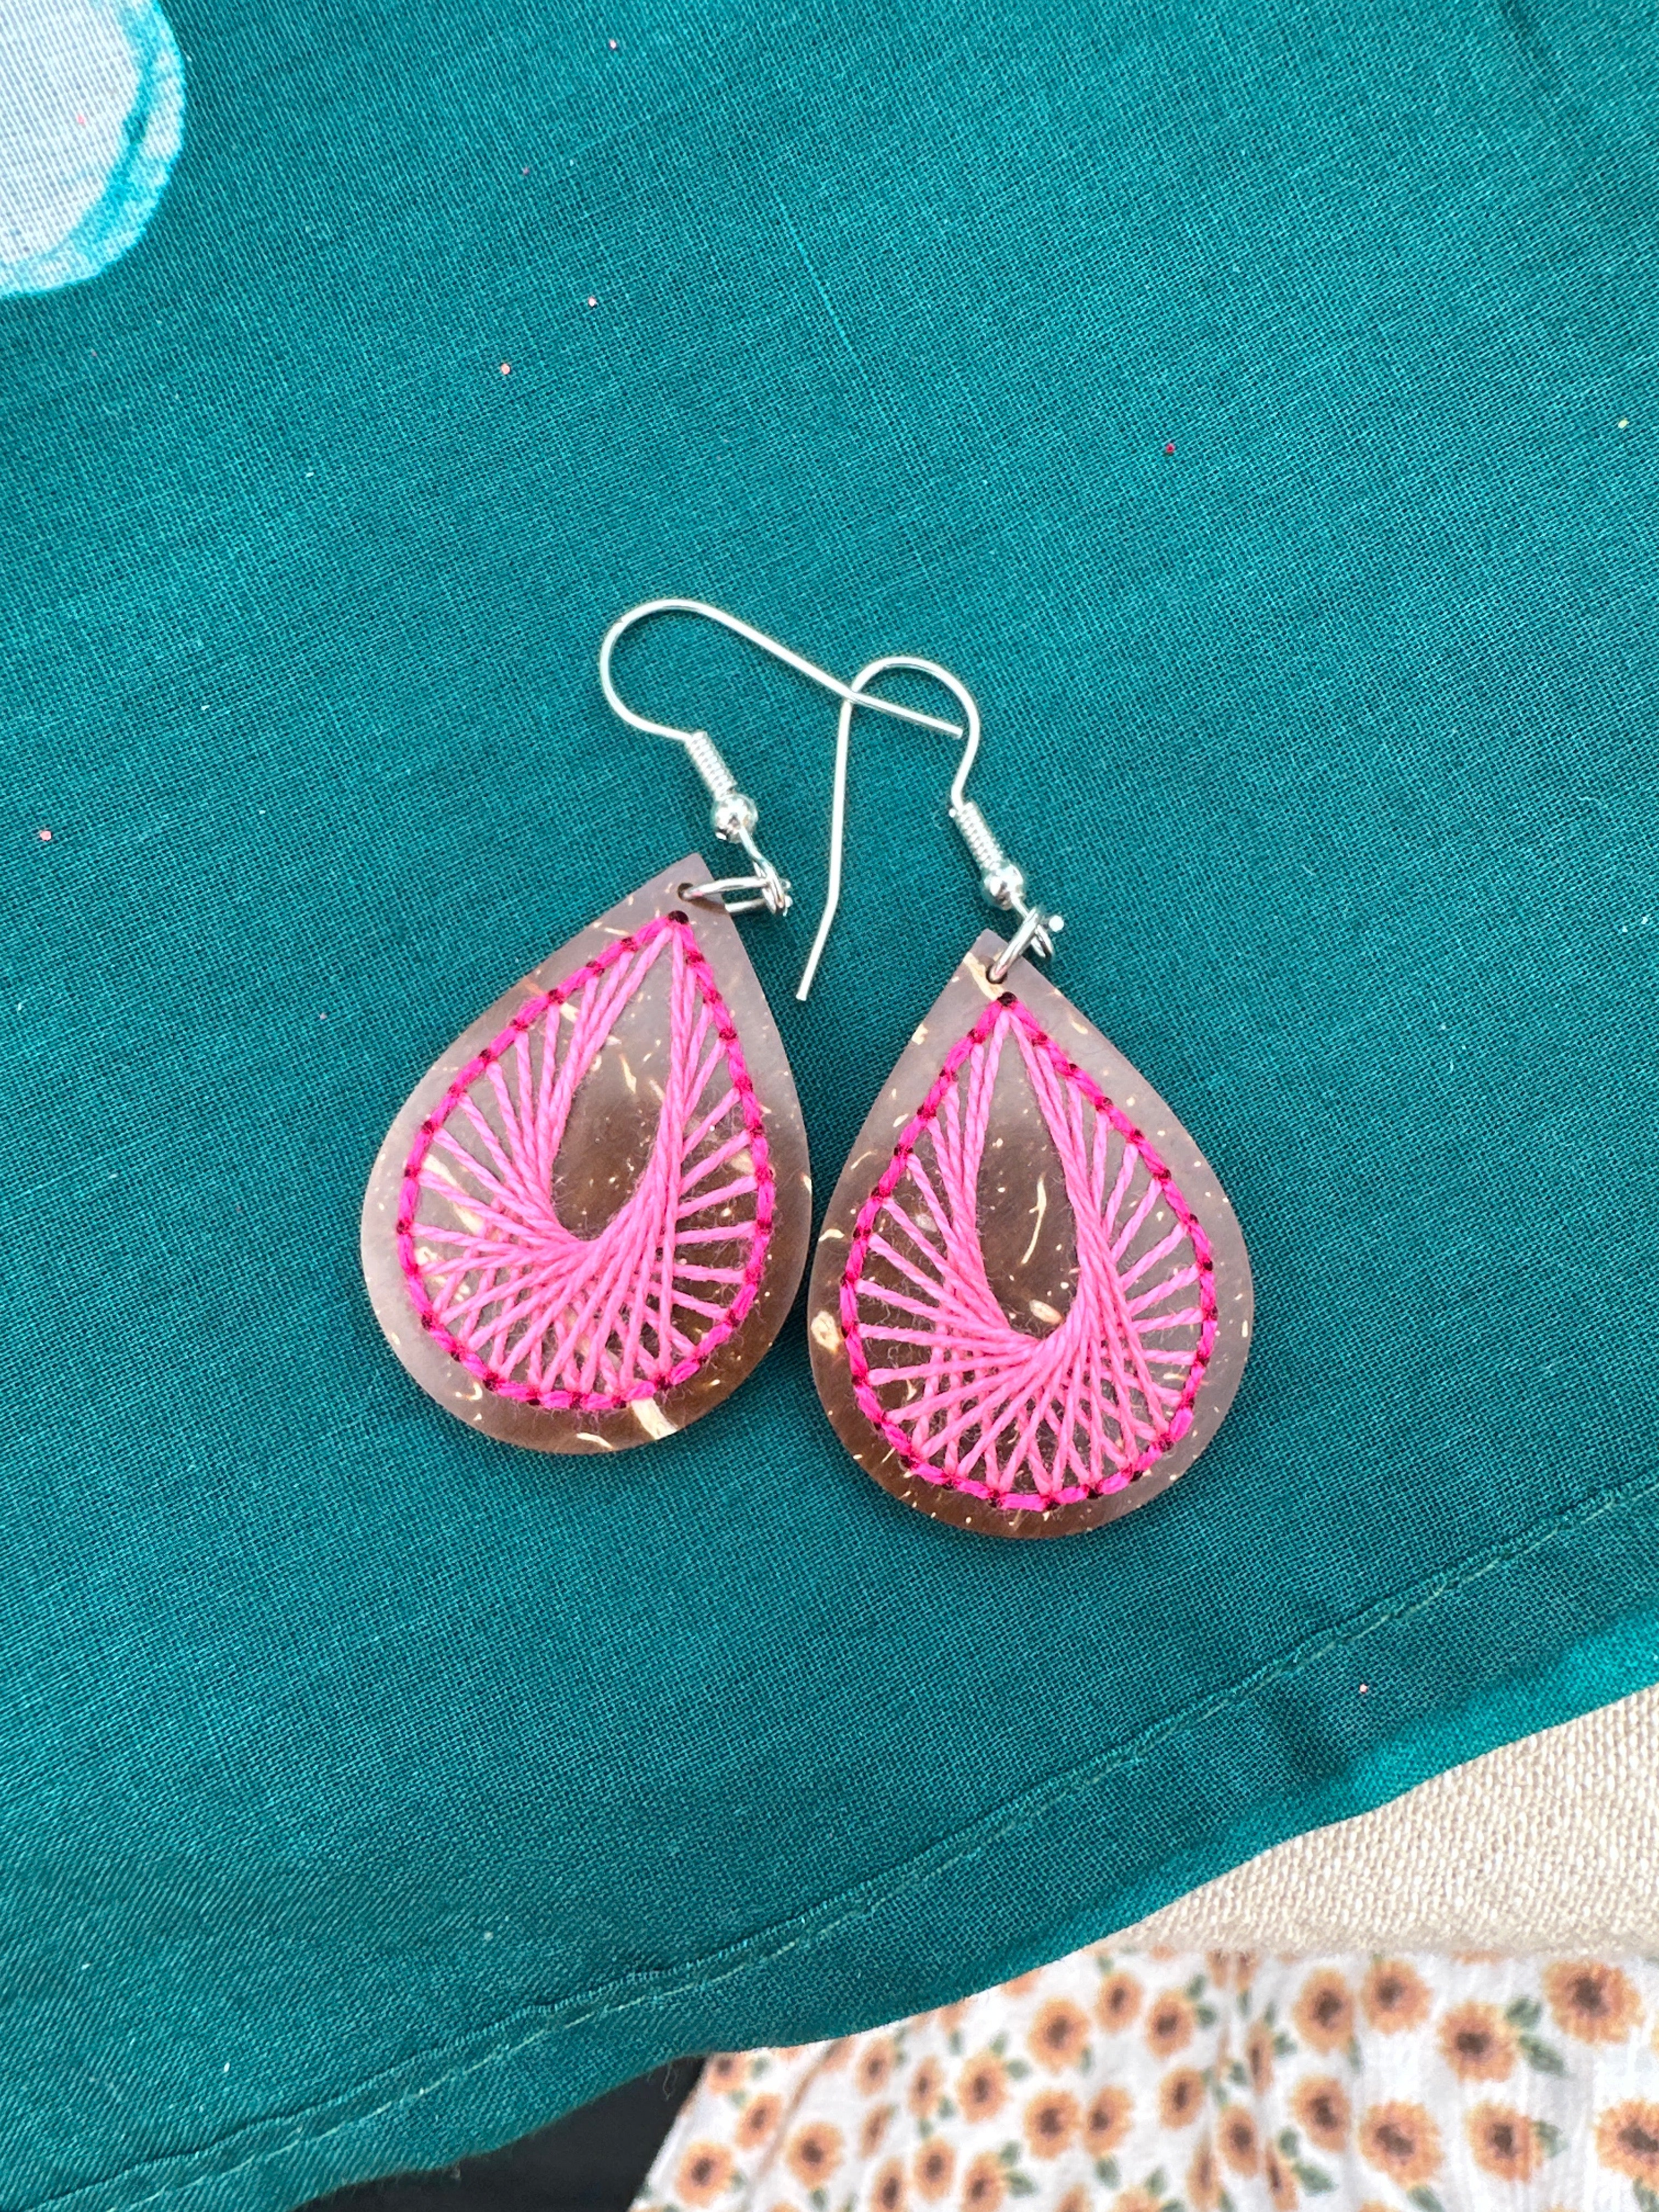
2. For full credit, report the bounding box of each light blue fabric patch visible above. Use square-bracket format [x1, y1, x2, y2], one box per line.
[0, 0, 183, 295]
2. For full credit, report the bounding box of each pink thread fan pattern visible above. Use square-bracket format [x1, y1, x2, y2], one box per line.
[840, 993, 1217, 1513]
[396, 912, 774, 1413]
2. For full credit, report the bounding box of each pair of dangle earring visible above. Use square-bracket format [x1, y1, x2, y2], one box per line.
[360, 602, 1251, 1535]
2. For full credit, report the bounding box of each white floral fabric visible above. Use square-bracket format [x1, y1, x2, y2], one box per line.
[634, 1951, 1659, 2212]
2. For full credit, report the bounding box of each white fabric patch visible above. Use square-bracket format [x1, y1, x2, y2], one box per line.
[0, 0, 183, 294]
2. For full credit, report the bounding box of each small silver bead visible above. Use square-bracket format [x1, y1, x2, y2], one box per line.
[981, 861, 1026, 910]
[712, 791, 759, 841]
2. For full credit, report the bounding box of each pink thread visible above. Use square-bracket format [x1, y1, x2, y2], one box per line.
[397, 913, 774, 1412]
[842, 994, 1218, 1513]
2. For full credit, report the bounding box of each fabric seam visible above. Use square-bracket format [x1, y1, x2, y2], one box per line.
[34, 1459, 1659, 2212]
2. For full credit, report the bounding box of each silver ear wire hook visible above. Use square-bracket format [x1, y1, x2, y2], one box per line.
[598, 599, 967, 918]
[795, 655, 1064, 1001]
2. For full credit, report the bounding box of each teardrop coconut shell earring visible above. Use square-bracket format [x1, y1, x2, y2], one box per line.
[797, 658, 1252, 1536]
[361, 601, 967, 1454]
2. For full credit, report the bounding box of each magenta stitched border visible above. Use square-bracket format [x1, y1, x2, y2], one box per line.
[840, 992, 1218, 1513]
[396, 912, 775, 1414]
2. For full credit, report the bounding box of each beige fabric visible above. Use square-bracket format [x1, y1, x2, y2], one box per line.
[1118, 1684, 1659, 1953]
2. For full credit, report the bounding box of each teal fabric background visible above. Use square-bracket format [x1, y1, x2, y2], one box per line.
[4, 0, 1659, 2202]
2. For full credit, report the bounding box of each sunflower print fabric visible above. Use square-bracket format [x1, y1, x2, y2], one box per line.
[634, 1953, 1659, 2212]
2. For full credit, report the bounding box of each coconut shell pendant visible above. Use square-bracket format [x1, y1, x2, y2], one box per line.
[363, 858, 810, 1452]
[808, 933, 1251, 1537]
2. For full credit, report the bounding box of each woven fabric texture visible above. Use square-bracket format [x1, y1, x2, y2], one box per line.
[1121, 1685, 1659, 1956]
[4, 0, 1659, 2203]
